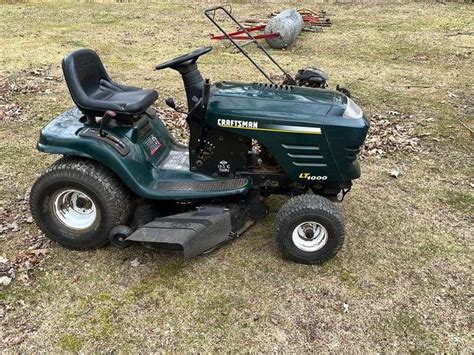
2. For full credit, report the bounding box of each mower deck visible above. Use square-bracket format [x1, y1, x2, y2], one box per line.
[126, 204, 253, 259]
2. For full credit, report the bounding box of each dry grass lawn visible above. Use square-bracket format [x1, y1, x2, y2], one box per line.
[0, 1, 473, 352]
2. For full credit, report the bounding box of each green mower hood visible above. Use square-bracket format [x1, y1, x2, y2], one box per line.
[206, 82, 369, 182]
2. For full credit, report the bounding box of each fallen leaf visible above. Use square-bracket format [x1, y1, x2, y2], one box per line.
[8, 334, 27, 346]
[389, 169, 400, 178]
[0, 276, 12, 287]
[7, 222, 19, 232]
[29, 249, 49, 256]
[130, 258, 141, 267]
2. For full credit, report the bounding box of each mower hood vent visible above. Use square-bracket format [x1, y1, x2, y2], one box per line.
[345, 146, 362, 162]
[282, 144, 327, 167]
[256, 83, 293, 92]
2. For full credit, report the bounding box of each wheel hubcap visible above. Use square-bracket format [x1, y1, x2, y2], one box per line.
[292, 221, 328, 252]
[52, 189, 97, 230]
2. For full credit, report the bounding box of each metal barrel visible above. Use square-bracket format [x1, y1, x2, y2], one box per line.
[264, 9, 303, 49]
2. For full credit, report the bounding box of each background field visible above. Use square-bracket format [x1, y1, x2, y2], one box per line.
[0, 1, 473, 352]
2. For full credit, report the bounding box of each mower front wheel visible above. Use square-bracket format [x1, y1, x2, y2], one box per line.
[273, 194, 345, 264]
[29, 157, 132, 250]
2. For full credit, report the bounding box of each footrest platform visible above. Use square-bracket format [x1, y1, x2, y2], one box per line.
[154, 178, 249, 192]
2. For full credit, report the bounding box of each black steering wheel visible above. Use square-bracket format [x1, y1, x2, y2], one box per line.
[155, 47, 213, 70]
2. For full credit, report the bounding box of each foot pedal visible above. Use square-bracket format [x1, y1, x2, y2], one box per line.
[126, 205, 244, 259]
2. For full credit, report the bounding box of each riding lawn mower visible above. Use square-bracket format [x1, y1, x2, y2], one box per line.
[29, 6, 369, 264]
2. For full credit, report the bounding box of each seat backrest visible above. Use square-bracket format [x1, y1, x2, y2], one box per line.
[62, 49, 111, 114]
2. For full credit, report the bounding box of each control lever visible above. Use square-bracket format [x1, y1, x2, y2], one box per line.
[165, 97, 187, 114]
[165, 97, 176, 110]
[197, 79, 211, 154]
[99, 110, 116, 137]
[202, 78, 210, 108]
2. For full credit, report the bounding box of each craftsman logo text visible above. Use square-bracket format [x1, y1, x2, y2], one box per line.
[218, 119, 258, 129]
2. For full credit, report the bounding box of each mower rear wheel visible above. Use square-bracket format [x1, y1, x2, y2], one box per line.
[29, 157, 132, 250]
[273, 194, 345, 264]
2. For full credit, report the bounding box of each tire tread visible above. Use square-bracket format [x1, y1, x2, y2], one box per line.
[30, 156, 132, 250]
[273, 194, 345, 264]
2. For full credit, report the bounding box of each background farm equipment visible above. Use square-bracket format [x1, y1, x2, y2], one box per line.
[210, 6, 332, 49]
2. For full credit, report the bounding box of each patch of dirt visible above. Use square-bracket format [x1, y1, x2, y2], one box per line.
[0, 66, 60, 123]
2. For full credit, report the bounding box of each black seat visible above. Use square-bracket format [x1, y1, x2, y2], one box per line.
[62, 49, 158, 117]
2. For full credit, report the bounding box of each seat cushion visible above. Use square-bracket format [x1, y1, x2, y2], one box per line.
[62, 49, 158, 117]
[87, 79, 158, 115]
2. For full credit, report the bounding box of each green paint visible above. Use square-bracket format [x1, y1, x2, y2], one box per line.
[37, 108, 250, 200]
[37, 82, 369, 198]
[207, 82, 369, 181]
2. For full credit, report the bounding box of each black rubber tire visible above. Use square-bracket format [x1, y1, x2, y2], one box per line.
[29, 156, 132, 250]
[273, 194, 345, 264]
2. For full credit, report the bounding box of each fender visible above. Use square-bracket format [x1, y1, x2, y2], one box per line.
[37, 108, 250, 199]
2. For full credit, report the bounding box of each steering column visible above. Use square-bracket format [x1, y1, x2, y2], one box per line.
[155, 47, 212, 112]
